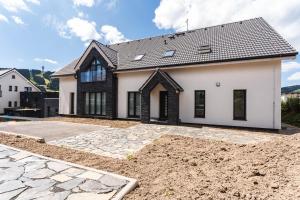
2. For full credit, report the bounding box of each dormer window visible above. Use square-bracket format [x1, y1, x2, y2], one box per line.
[12, 75, 15, 79]
[80, 58, 106, 83]
[198, 45, 212, 54]
[163, 50, 175, 57]
[133, 54, 144, 61]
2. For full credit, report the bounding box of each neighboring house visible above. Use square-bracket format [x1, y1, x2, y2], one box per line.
[52, 18, 298, 129]
[0, 68, 40, 114]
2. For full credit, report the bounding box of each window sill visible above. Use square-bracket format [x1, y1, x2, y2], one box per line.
[233, 118, 247, 121]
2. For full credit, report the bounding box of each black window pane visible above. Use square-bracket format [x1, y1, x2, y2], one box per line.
[234, 90, 246, 120]
[129, 93, 135, 116]
[85, 93, 89, 114]
[96, 93, 101, 115]
[135, 93, 141, 117]
[195, 91, 205, 118]
[90, 93, 95, 115]
[101, 92, 106, 116]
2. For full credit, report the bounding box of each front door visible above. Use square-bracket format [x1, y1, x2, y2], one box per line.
[159, 91, 168, 120]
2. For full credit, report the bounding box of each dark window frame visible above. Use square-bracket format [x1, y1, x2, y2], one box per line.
[14, 101, 17, 107]
[8, 101, 12, 107]
[194, 90, 205, 118]
[80, 58, 107, 83]
[12, 75, 15, 79]
[9, 86, 12, 91]
[127, 91, 141, 118]
[84, 92, 106, 116]
[15, 86, 18, 92]
[233, 89, 247, 121]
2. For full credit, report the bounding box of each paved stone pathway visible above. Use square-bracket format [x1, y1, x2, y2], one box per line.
[49, 124, 279, 159]
[0, 144, 136, 200]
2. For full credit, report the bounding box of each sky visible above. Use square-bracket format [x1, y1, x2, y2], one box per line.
[0, 0, 299, 87]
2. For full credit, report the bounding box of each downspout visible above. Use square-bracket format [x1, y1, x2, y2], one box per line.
[272, 65, 276, 129]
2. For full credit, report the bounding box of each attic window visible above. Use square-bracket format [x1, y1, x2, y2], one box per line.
[163, 50, 175, 57]
[134, 54, 144, 61]
[198, 45, 212, 54]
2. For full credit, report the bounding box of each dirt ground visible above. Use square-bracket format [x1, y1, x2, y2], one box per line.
[0, 132, 299, 200]
[46, 117, 140, 128]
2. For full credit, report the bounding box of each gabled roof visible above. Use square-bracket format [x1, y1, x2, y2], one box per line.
[54, 17, 298, 76]
[139, 69, 183, 92]
[52, 59, 79, 77]
[0, 68, 41, 91]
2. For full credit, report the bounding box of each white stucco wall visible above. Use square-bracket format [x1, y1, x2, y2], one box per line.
[0, 70, 39, 114]
[117, 59, 282, 129]
[58, 76, 77, 115]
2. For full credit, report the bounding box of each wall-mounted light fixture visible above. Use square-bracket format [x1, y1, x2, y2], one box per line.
[216, 82, 221, 87]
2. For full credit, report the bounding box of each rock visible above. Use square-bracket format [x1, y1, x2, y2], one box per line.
[15, 185, 53, 200]
[271, 183, 279, 189]
[62, 168, 85, 176]
[233, 191, 240, 197]
[0, 180, 25, 193]
[79, 180, 113, 193]
[77, 171, 103, 180]
[51, 174, 73, 182]
[99, 175, 127, 189]
[24, 179, 56, 188]
[0, 188, 27, 200]
[37, 138, 45, 143]
[0, 166, 24, 181]
[47, 162, 71, 172]
[34, 191, 70, 200]
[24, 168, 55, 179]
[56, 178, 85, 190]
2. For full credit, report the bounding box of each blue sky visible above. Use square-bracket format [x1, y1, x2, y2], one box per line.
[0, 0, 299, 87]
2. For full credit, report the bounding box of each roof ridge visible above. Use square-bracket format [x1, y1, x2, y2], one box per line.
[107, 17, 264, 46]
[94, 40, 118, 53]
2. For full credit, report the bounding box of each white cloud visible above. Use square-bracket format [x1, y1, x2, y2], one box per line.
[100, 25, 128, 44]
[12, 16, 25, 25]
[288, 72, 300, 81]
[0, 14, 8, 23]
[153, 0, 300, 50]
[43, 15, 71, 39]
[106, 0, 118, 10]
[73, 0, 95, 7]
[0, 0, 40, 12]
[282, 61, 300, 72]
[34, 58, 58, 65]
[66, 17, 101, 44]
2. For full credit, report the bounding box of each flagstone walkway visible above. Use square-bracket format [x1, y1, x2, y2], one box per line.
[0, 144, 137, 200]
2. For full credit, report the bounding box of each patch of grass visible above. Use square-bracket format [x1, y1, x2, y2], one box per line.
[282, 112, 300, 128]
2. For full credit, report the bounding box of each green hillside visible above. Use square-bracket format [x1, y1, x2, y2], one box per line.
[0, 68, 59, 92]
[281, 85, 300, 94]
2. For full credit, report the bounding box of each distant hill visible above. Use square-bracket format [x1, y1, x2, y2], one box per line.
[0, 68, 59, 92]
[281, 85, 300, 94]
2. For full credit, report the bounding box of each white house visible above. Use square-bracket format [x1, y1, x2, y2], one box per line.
[52, 18, 298, 129]
[0, 68, 40, 114]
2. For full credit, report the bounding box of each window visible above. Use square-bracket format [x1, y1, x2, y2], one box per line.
[133, 54, 144, 61]
[81, 58, 106, 83]
[12, 75, 15, 79]
[14, 101, 17, 107]
[195, 90, 205, 118]
[233, 90, 246, 120]
[198, 45, 212, 54]
[15, 86, 18, 92]
[0, 85, 2, 97]
[9, 86, 12, 91]
[163, 50, 175, 57]
[128, 92, 141, 118]
[8, 101, 12, 107]
[84, 92, 106, 116]
[25, 87, 32, 92]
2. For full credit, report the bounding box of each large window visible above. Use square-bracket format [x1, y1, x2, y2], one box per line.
[195, 90, 205, 118]
[81, 59, 106, 83]
[128, 92, 141, 118]
[84, 92, 106, 116]
[233, 90, 246, 120]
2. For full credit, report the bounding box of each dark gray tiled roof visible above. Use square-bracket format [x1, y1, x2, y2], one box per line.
[54, 17, 297, 75]
[52, 59, 79, 77]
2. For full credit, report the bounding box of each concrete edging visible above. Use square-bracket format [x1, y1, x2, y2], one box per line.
[0, 131, 45, 142]
[0, 143, 138, 200]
